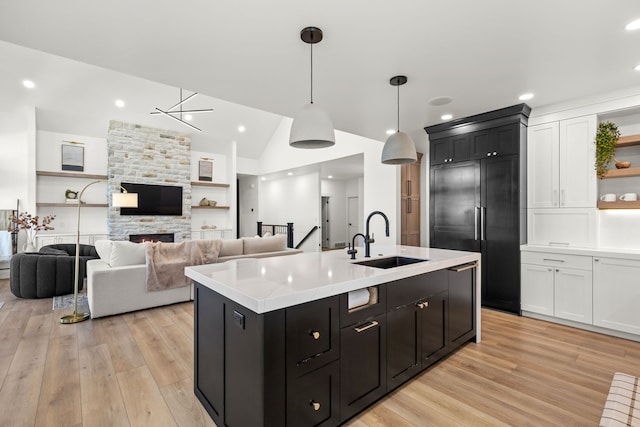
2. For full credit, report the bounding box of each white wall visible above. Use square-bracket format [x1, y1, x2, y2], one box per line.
[0, 109, 32, 211]
[259, 118, 397, 246]
[260, 172, 321, 251]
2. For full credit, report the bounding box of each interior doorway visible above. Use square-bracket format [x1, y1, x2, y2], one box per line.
[347, 196, 362, 246]
[321, 196, 330, 249]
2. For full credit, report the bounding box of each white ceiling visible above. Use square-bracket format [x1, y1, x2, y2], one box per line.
[2, 1, 640, 162]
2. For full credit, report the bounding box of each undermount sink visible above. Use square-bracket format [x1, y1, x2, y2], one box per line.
[353, 256, 428, 269]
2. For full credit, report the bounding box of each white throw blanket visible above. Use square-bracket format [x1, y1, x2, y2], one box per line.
[145, 240, 222, 292]
[0, 231, 12, 261]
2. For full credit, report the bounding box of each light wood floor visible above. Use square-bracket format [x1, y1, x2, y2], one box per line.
[0, 278, 637, 427]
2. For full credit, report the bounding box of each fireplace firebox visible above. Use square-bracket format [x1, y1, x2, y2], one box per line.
[129, 233, 175, 243]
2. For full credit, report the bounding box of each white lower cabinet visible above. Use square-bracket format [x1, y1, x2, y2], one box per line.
[593, 257, 640, 336]
[521, 251, 592, 323]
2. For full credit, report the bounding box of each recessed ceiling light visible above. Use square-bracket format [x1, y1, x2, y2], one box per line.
[115, 99, 125, 108]
[428, 96, 453, 106]
[518, 93, 534, 101]
[328, 175, 333, 179]
[238, 125, 246, 133]
[287, 172, 293, 176]
[184, 114, 193, 121]
[634, 64, 640, 71]
[441, 114, 453, 120]
[626, 19, 640, 31]
[386, 129, 395, 135]
[261, 177, 266, 181]
[22, 80, 35, 89]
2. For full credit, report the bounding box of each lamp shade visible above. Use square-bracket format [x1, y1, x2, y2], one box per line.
[381, 131, 418, 164]
[289, 103, 336, 148]
[112, 192, 138, 208]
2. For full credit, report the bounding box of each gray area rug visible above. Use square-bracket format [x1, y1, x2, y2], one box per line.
[53, 293, 88, 310]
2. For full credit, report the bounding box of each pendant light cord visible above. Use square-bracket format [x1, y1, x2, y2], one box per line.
[310, 42, 314, 104]
[396, 83, 400, 132]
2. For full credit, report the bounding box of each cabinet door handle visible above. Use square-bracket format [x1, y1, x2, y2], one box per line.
[474, 207, 479, 241]
[310, 401, 321, 411]
[493, 151, 497, 156]
[407, 180, 412, 196]
[407, 198, 412, 214]
[309, 331, 320, 340]
[354, 320, 379, 333]
[448, 262, 477, 272]
[594, 258, 600, 262]
[416, 302, 424, 309]
[416, 301, 429, 309]
[543, 258, 565, 263]
[548, 268, 552, 272]
[480, 206, 486, 241]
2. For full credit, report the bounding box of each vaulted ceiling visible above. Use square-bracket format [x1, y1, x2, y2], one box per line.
[1, 1, 640, 158]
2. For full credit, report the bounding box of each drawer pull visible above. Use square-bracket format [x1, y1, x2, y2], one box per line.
[416, 302, 429, 309]
[448, 262, 477, 272]
[310, 401, 321, 411]
[543, 258, 565, 263]
[310, 331, 320, 340]
[354, 320, 379, 333]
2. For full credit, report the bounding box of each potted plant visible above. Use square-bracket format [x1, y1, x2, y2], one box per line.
[595, 121, 621, 179]
[8, 212, 56, 252]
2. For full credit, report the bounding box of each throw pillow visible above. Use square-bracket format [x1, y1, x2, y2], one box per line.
[39, 247, 68, 256]
[220, 239, 243, 257]
[243, 234, 287, 255]
[109, 241, 148, 267]
[94, 239, 113, 261]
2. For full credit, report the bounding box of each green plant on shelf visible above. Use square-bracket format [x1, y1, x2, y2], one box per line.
[595, 121, 620, 179]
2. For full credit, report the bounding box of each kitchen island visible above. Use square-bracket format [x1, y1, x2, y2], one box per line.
[185, 245, 481, 427]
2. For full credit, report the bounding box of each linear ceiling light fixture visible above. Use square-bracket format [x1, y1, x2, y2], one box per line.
[289, 26, 336, 149]
[381, 75, 417, 164]
[150, 88, 213, 132]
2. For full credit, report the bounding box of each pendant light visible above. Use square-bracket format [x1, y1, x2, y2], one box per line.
[289, 26, 336, 149]
[381, 75, 417, 164]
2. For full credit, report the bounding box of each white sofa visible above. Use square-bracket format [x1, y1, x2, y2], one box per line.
[87, 235, 302, 318]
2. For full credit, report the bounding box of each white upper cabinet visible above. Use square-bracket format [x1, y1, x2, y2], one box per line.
[528, 116, 596, 208]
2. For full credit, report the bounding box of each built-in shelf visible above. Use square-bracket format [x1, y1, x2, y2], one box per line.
[37, 203, 108, 208]
[602, 167, 640, 179]
[191, 205, 230, 210]
[597, 200, 640, 209]
[617, 134, 640, 148]
[191, 181, 230, 188]
[36, 171, 108, 180]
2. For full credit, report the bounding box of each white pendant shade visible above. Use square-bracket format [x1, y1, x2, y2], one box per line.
[381, 131, 417, 164]
[112, 192, 138, 208]
[289, 103, 336, 149]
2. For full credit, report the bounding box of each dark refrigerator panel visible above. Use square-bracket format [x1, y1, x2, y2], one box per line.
[481, 155, 521, 312]
[430, 162, 481, 253]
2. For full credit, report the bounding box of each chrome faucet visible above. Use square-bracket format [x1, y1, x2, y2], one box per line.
[347, 233, 366, 259]
[365, 211, 389, 257]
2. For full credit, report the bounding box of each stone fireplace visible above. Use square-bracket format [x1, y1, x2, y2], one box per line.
[107, 121, 192, 241]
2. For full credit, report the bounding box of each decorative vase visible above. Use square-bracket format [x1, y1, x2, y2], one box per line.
[23, 231, 38, 252]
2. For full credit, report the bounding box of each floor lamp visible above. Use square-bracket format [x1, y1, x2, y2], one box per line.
[60, 181, 137, 324]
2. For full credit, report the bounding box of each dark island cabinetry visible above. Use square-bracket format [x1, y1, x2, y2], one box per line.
[194, 263, 477, 426]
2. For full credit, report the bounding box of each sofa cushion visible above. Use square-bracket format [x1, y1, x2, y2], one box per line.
[220, 239, 243, 257]
[243, 234, 287, 255]
[110, 241, 148, 267]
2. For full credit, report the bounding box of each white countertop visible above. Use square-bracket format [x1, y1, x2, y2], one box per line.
[185, 245, 481, 314]
[521, 244, 640, 260]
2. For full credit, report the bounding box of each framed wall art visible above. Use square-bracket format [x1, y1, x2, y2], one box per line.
[61, 143, 84, 172]
[199, 159, 213, 181]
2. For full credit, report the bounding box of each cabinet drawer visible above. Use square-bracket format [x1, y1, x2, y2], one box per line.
[287, 360, 340, 427]
[521, 251, 592, 270]
[286, 296, 339, 377]
[387, 270, 448, 309]
[339, 285, 386, 327]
